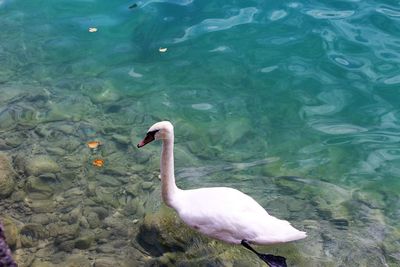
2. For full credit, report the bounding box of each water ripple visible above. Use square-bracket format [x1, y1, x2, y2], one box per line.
[376, 6, 400, 18]
[302, 90, 350, 116]
[191, 103, 213, 111]
[325, 132, 400, 145]
[328, 53, 364, 69]
[309, 120, 368, 135]
[270, 10, 287, 21]
[383, 74, 400, 85]
[139, 0, 193, 7]
[305, 9, 355, 19]
[173, 7, 258, 43]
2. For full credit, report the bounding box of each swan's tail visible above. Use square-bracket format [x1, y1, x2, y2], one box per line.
[255, 220, 307, 244]
[286, 230, 307, 242]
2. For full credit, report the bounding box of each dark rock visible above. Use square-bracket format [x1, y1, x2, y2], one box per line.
[20, 223, 48, 248]
[86, 212, 101, 229]
[136, 211, 187, 257]
[74, 230, 95, 249]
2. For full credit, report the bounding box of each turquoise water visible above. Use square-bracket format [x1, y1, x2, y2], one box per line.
[1, 0, 400, 266]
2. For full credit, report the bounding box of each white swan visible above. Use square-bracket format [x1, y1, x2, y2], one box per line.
[137, 121, 306, 267]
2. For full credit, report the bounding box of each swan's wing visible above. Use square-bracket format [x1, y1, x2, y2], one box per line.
[175, 187, 306, 244]
[175, 187, 271, 243]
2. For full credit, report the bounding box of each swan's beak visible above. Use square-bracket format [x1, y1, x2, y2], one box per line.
[137, 131, 156, 148]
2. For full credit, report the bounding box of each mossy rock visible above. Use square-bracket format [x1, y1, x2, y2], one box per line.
[74, 230, 95, 249]
[25, 198, 56, 213]
[0, 153, 16, 197]
[136, 208, 194, 257]
[25, 176, 54, 199]
[20, 223, 48, 248]
[62, 254, 91, 267]
[31, 259, 54, 267]
[25, 155, 60, 176]
[1, 216, 20, 249]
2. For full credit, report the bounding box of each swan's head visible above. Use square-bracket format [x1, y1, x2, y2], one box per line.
[137, 121, 174, 148]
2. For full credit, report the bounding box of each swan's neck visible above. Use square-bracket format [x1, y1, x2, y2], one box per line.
[161, 137, 179, 208]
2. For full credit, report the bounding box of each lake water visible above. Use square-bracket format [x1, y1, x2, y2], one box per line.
[1, 0, 399, 266]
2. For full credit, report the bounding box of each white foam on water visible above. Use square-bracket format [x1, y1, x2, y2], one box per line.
[173, 7, 258, 43]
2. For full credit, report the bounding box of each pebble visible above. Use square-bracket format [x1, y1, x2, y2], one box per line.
[141, 181, 154, 191]
[86, 212, 101, 229]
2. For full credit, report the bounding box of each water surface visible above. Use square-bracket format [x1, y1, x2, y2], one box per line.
[0, 0, 399, 266]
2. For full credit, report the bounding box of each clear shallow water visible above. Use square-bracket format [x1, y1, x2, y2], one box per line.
[1, 0, 400, 266]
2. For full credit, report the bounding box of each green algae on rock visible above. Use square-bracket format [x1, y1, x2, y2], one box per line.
[25, 155, 61, 176]
[1, 216, 20, 249]
[20, 223, 48, 248]
[0, 153, 16, 198]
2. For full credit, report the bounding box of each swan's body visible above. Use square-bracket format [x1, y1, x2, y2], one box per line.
[175, 187, 305, 244]
[138, 121, 306, 266]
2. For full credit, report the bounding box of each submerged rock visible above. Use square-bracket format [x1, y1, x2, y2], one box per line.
[1, 216, 20, 249]
[24, 197, 56, 213]
[112, 134, 130, 145]
[136, 209, 195, 257]
[94, 257, 122, 267]
[0, 153, 17, 198]
[62, 254, 91, 267]
[74, 230, 95, 250]
[85, 212, 101, 229]
[31, 258, 54, 267]
[25, 155, 60, 176]
[20, 223, 48, 248]
[25, 176, 54, 199]
[30, 213, 57, 225]
[48, 222, 80, 240]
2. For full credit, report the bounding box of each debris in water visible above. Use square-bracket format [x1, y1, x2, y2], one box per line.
[87, 141, 101, 149]
[92, 159, 105, 168]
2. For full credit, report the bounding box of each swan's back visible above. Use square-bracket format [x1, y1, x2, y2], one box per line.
[173, 187, 306, 245]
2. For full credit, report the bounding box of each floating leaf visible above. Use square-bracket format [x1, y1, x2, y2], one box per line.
[92, 159, 104, 167]
[87, 141, 101, 149]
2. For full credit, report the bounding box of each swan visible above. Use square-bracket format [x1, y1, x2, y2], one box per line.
[137, 121, 306, 267]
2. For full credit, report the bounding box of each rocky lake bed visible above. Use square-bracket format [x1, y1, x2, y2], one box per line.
[0, 83, 399, 266]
